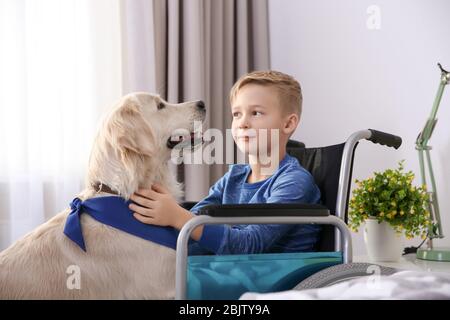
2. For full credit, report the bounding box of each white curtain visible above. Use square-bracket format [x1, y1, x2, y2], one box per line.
[0, 0, 123, 250]
[0, 0, 271, 250]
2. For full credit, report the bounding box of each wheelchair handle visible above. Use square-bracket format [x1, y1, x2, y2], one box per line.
[335, 129, 402, 250]
[367, 129, 402, 149]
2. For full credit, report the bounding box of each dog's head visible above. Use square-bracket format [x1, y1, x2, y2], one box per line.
[86, 92, 206, 199]
[132, 92, 206, 155]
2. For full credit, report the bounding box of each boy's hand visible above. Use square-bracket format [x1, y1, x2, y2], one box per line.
[129, 184, 187, 228]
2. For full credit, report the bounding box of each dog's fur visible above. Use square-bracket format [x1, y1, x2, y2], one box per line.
[0, 92, 206, 299]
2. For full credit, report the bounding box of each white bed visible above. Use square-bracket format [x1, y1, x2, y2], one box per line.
[240, 270, 450, 300]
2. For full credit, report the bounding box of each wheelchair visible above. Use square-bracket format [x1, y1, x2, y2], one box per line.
[175, 129, 402, 300]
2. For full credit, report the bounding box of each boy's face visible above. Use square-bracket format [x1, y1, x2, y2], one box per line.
[231, 84, 296, 157]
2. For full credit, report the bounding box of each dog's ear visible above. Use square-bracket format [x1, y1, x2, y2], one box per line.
[106, 99, 156, 158]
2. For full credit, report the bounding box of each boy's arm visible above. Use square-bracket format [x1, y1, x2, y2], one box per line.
[189, 170, 231, 214]
[199, 173, 322, 254]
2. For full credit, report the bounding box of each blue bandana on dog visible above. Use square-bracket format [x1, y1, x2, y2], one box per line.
[63, 196, 178, 252]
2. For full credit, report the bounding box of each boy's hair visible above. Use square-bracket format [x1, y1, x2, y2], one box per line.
[229, 70, 302, 118]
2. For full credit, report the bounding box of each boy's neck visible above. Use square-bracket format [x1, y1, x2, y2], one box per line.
[247, 147, 287, 183]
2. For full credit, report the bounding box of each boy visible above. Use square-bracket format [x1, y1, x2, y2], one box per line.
[129, 70, 321, 255]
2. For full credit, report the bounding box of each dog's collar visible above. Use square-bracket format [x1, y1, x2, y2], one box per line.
[91, 182, 119, 195]
[63, 197, 178, 252]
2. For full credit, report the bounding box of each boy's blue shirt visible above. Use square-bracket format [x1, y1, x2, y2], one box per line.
[189, 154, 322, 255]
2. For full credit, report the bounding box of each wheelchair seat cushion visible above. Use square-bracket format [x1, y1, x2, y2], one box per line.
[187, 251, 342, 300]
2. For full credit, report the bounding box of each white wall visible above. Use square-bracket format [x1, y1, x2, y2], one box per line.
[269, 0, 450, 255]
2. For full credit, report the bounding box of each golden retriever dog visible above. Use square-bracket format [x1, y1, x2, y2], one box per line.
[0, 92, 206, 299]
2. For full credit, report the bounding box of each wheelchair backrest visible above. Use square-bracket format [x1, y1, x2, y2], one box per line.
[287, 140, 355, 251]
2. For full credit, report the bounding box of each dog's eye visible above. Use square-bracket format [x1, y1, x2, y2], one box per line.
[157, 102, 165, 110]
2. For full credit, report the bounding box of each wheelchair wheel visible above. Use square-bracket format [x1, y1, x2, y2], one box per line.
[293, 262, 399, 290]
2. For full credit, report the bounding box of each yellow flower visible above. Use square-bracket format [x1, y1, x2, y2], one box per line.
[379, 212, 384, 217]
[400, 210, 405, 216]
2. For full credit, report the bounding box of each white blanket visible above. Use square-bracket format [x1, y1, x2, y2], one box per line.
[240, 271, 450, 300]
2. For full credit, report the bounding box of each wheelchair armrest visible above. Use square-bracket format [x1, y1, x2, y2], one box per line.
[197, 203, 329, 217]
[175, 212, 352, 299]
[180, 201, 198, 210]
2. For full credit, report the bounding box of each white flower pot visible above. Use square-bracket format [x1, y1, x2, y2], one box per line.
[363, 218, 403, 262]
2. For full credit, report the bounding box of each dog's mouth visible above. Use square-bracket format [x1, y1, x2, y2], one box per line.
[167, 131, 204, 150]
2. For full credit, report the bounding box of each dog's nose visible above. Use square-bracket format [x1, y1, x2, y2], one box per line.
[196, 101, 206, 110]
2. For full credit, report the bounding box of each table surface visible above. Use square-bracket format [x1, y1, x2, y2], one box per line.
[354, 254, 450, 273]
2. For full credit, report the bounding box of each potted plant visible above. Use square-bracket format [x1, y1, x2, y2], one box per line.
[348, 160, 432, 262]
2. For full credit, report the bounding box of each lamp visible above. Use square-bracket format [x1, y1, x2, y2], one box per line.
[416, 63, 450, 261]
